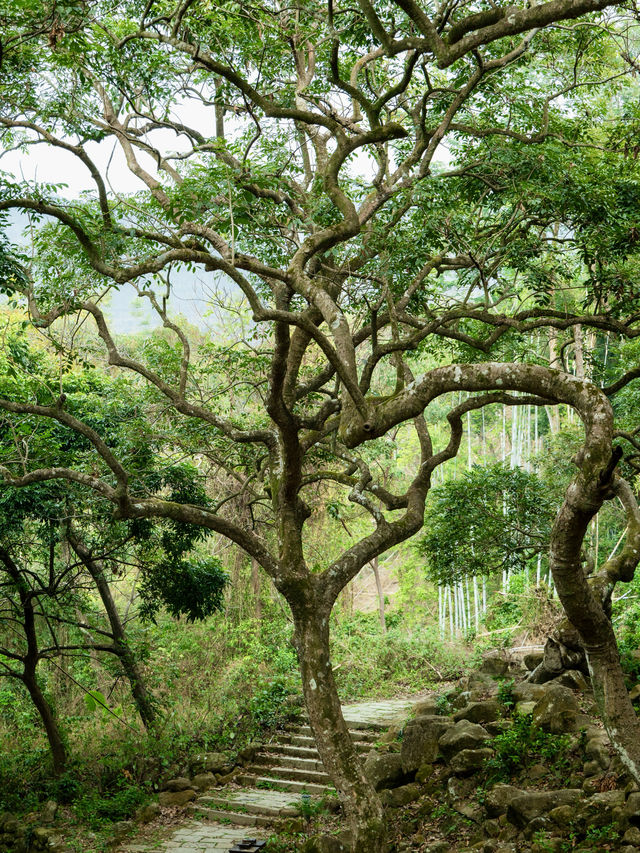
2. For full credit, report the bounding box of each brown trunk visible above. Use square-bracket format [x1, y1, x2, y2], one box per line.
[573, 324, 585, 380]
[550, 465, 640, 783]
[293, 604, 385, 852]
[68, 535, 158, 729]
[251, 558, 262, 619]
[371, 558, 387, 634]
[23, 672, 67, 777]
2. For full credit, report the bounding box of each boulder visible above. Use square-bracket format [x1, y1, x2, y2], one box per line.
[380, 783, 421, 808]
[363, 753, 407, 791]
[523, 650, 544, 671]
[191, 772, 216, 791]
[550, 670, 590, 692]
[401, 715, 452, 772]
[531, 684, 580, 734]
[453, 700, 501, 725]
[302, 835, 347, 853]
[158, 789, 197, 807]
[413, 698, 439, 716]
[439, 719, 490, 761]
[484, 785, 524, 818]
[480, 652, 524, 678]
[136, 801, 161, 824]
[624, 827, 640, 845]
[450, 748, 494, 776]
[626, 792, 640, 824]
[513, 683, 546, 703]
[506, 789, 583, 828]
[40, 801, 58, 824]
[190, 751, 229, 774]
[584, 738, 610, 770]
[415, 763, 435, 785]
[576, 790, 625, 828]
[163, 777, 192, 792]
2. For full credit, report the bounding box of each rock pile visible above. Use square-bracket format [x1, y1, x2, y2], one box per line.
[353, 654, 640, 852]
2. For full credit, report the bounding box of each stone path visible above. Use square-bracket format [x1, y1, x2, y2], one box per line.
[122, 696, 421, 853]
[125, 823, 263, 853]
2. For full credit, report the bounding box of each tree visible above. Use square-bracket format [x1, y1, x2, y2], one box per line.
[1, 1, 640, 848]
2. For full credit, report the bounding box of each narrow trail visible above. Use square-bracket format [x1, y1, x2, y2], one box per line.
[121, 697, 419, 853]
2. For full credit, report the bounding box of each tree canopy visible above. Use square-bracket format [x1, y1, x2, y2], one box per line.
[2, 1, 640, 849]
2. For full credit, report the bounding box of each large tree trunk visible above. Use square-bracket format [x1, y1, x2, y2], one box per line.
[550, 464, 640, 782]
[68, 535, 158, 729]
[23, 672, 67, 777]
[292, 599, 385, 852]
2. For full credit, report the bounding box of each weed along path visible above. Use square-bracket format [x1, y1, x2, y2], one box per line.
[120, 696, 419, 853]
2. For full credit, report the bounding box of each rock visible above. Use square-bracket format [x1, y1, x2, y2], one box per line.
[454, 700, 501, 725]
[531, 684, 580, 734]
[190, 751, 229, 774]
[585, 738, 610, 769]
[191, 772, 216, 791]
[626, 792, 640, 822]
[527, 763, 547, 781]
[624, 826, 640, 845]
[577, 790, 625, 827]
[136, 801, 161, 824]
[629, 685, 640, 702]
[379, 724, 401, 744]
[416, 763, 435, 784]
[480, 652, 515, 677]
[439, 719, 490, 760]
[583, 760, 600, 777]
[363, 753, 407, 791]
[413, 698, 439, 716]
[277, 817, 307, 834]
[381, 783, 421, 807]
[515, 701, 536, 717]
[158, 789, 197, 807]
[480, 651, 524, 678]
[112, 821, 133, 841]
[506, 789, 582, 828]
[524, 650, 544, 671]
[302, 835, 347, 853]
[237, 744, 259, 764]
[40, 801, 58, 824]
[548, 805, 574, 828]
[513, 682, 546, 703]
[447, 776, 476, 802]
[163, 776, 192, 792]
[450, 748, 494, 775]
[551, 670, 590, 692]
[401, 715, 452, 772]
[484, 785, 524, 818]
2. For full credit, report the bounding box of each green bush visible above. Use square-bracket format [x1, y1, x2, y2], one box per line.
[485, 714, 571, 781]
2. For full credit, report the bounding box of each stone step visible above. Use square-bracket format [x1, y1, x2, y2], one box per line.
[287, 734, 371, 753]
[188, 805, 271, 827]
[237, 775, 332, 795]
[246, 764, 331, 784]
[263, 744, 321, 760]
[254, 754, 325, 773]
[198, 795, 299, 818]
[287, 724, 380, 741]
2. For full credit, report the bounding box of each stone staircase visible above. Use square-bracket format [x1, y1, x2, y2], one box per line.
[191, 717, 387, 827]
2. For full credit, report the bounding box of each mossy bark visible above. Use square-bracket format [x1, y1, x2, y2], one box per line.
[293, 601, 385, 852]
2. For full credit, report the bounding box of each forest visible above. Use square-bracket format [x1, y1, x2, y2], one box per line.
[2, 1, 640, 852]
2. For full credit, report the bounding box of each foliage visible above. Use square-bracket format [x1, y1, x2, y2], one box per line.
[485, 714, 572, 781]
[417, 464, 554, 585]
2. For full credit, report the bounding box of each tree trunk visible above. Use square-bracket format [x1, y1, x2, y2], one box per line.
[293, 604, 385, 852]
[68, 535, 158, 729]
[23, 672, 67, 776]
[370, 558, 386, 634]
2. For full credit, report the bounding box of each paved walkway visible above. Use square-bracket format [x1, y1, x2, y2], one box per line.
[125, 823, 263, 853]
[342, 697, 417, 727]
[122, 696, 421, 853]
